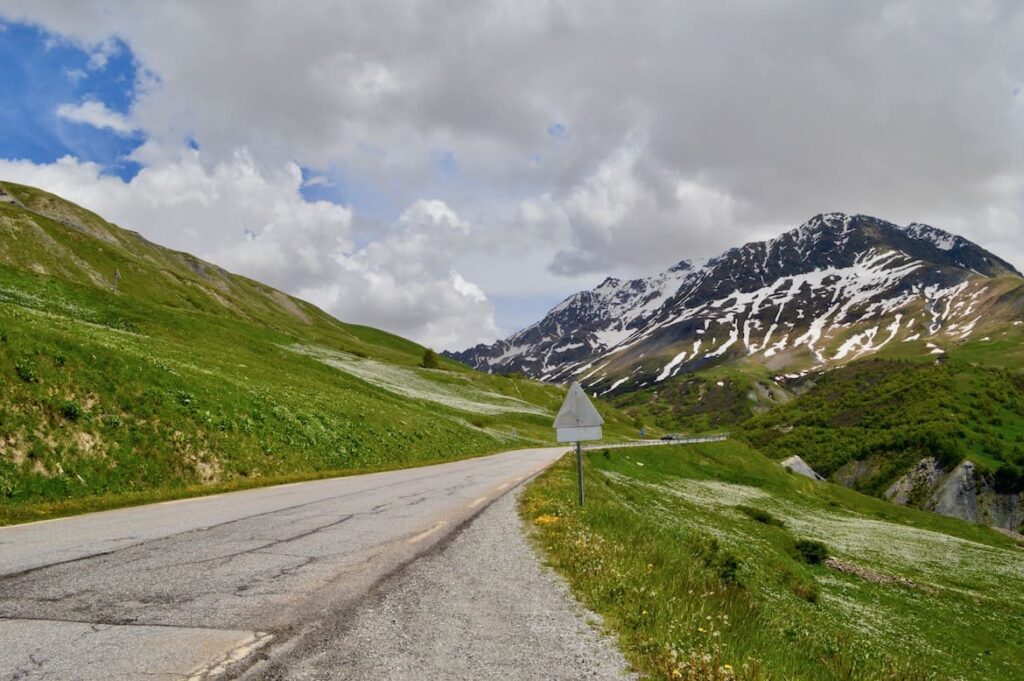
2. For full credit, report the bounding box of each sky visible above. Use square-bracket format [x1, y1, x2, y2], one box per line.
[0, 1, 1022, 351]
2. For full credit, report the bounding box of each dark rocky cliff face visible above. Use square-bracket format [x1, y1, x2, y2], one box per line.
[884, 457, 1023, 531]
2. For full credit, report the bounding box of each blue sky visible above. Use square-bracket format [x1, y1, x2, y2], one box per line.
[0, 21, 144, 180]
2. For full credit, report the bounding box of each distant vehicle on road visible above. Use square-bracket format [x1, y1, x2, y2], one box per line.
[661, 434, 682, 441]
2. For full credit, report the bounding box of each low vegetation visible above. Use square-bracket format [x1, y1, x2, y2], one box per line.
[741, 359, 1024, 495]
[522, 442, 1024, 680]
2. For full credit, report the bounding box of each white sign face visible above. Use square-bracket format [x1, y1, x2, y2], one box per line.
[557, 425, 603, 442]
[553, 382, 604, 442]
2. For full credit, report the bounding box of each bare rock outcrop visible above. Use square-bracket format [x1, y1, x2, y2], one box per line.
[781, 455, 824, 481]
[884, 458, 1024, 530]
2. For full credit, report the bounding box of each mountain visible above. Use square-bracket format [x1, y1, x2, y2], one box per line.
[450, 213, 1024, 396]
[0, 181, 631, 524]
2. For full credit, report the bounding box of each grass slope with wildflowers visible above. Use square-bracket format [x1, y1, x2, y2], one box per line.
[0, 181, 636, 524]
[521, 442, 1024, 680]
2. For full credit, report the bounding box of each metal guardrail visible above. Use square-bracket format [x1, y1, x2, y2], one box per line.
[582, 433, 729, 451]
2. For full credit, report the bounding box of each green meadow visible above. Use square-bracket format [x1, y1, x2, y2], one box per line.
[522, 443, 1024, 680]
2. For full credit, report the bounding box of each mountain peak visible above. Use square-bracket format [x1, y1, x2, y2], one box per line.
[449, 213, 1024, 393]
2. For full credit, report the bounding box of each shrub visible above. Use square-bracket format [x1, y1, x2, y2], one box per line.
[737, 505, 784, 527]
[692, 531, 743, 586]
[717, 552, 741, 584]
[993, 464, 1024, 494]
[59, 400, 82, 421]
[14, 361, 38, 383]
[789, 579, 819, 603]
[421, 348, 439, 369]
[794, 539, 829, 565]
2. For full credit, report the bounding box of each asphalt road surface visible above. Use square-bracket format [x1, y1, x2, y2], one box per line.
[0, 446, 632, 680]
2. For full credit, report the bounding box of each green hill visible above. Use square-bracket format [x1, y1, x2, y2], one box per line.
[0, 180, 631, 525]
[741, 359, 1024, 500]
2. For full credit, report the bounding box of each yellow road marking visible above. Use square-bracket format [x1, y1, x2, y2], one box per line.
[407, 521, 447, 544]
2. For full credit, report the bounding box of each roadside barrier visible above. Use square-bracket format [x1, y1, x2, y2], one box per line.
[582, 433, 729, 451]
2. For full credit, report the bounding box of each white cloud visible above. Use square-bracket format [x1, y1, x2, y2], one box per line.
[300, 198, 499, 350]
[0, 153, 498, 350]
[85, 37, 120, 70]
[56, 100, 135, 135]
[535, 136, 745, 276]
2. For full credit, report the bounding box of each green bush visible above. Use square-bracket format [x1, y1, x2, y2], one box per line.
[692, 531, 743, 586]
[59, 400, 83, 421]
[421, 348, 439, 369]
[789, 579, 819, 603]
[738, 505, 785, 527]
[993, 464, 1024, 494]
[794, 539, 829, 565]
[14, 361, 38, 383]
[717, 552, 741, 584]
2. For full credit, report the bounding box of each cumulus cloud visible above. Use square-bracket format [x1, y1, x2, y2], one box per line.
[56, 100, 135, 135]
[0, 152, 498, 350]
[299, 199, 499, 350]
[1, 0, 1023, 344]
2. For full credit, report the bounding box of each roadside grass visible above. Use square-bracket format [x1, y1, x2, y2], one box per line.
[521, 442, 1024, 680]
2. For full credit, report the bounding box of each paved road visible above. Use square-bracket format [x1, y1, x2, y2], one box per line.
[0, 447, 568, 680]
[253, 490, 635, 681]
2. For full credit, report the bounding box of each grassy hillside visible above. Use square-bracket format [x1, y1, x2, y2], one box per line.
[522, 443, 1024, 680]
[612, 363, 793, 434]
[741, 359, 1024, 497]
[0, 181, 634, 525]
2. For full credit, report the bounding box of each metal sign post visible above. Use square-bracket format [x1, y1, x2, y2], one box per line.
[553, 381, 604, 506]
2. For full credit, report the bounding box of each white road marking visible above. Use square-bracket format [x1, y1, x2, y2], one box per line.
[158, 493, 226, 506]
[468, 496, 487, 508]
[497, 483, 510, 491]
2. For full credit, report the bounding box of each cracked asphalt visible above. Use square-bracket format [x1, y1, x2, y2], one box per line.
[251, 490, 635, 681]
[0, 446, 575, 679]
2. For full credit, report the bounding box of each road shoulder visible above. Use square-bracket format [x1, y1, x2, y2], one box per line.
[251, 488, 635, 680]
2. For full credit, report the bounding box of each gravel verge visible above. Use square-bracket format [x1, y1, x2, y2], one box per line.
[258, 488, 636, 680]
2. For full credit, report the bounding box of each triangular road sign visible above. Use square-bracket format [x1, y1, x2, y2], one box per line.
[554, 381, 604, 442]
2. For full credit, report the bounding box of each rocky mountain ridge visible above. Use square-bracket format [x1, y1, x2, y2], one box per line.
[451, 213, 1023, 394]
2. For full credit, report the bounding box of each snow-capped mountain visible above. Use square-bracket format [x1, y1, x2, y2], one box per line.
[449, 213, 1023, 394]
